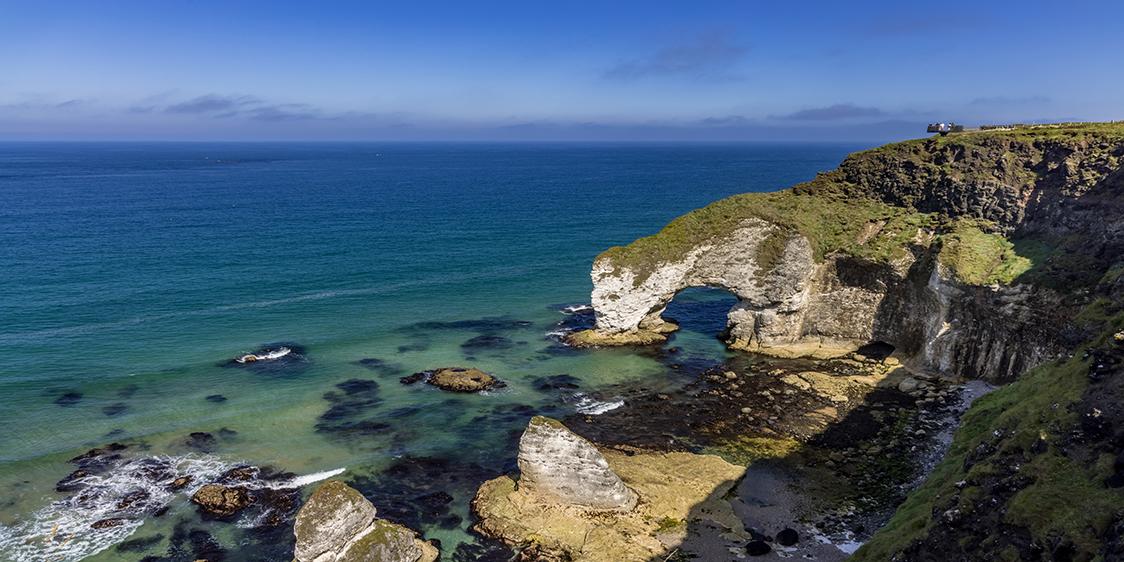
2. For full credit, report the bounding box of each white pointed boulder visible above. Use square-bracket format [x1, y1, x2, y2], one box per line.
[516, 416, 638, 511]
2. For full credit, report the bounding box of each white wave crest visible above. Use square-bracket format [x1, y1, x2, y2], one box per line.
[235, 347, 291, 363]
[276, 467, 345, 489]
[573, 393, 624, 415]
[560, 304, 592, 314]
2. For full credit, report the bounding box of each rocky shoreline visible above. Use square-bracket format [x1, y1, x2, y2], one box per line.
[468, 348, 984, 560]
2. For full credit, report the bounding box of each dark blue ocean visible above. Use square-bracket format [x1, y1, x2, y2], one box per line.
[0, 142, 861, 561]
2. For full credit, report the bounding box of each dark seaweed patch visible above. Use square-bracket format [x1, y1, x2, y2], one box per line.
[55, 391, 83, 407]
[532, 374, 581, 392]
[400, 316, 532, 334]
[117, 384, 140, 399]
[102, 402, 129, 417]
[396, 342, 430, 353]
[315, 379, 390, 441]
[116, 533, 164, 553]
[183, 432, 218, 453]
[355, 357, 407, 376]
[451, 538, 516, 562]
[140, 522, 227, 562]
[460, 334, 514, 352]
[350, 455, 507, 533]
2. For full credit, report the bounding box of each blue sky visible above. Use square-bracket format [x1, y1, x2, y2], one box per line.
[1, 0, 1121, 141]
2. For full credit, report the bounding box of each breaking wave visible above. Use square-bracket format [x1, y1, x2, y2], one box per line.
[573, 393, 624, 415]
[235, 347, 292, 363]
[0, 453, 344, 562]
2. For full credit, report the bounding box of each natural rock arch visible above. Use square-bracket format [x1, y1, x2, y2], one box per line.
[572, 218, 890, 358]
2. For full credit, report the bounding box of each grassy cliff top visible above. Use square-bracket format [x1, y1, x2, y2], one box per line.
[597, 121, 1124, 287]
[596, 177, 935, 282]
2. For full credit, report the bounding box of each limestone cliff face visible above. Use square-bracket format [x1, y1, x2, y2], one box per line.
[577, 124, 1124, 382]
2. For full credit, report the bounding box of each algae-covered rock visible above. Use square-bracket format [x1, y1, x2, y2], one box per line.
[517, 416, 637, 511]
[402, 367, 503, 392]
[564, 327, 668, 347]
[190, 483, 251, 518]
[293, 480, 437, 562]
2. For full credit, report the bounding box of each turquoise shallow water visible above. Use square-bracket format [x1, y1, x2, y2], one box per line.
[0, 142, 862, 561]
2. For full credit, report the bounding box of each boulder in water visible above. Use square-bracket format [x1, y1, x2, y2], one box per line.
[401, 367, 505, 393]
[427, 367, 503, 392]
[191, 483, 252, 518]
[293, 480, 437, 562]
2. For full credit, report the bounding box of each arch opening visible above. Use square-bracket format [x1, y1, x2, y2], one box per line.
[660, 286, 740, 340]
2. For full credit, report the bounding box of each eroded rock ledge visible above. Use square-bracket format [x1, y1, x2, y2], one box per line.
[570, 124, 1124, 382]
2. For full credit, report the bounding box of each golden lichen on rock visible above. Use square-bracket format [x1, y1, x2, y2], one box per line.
[564, 327, 668, 347]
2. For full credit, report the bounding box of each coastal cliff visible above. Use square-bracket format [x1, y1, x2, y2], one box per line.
[571, 122, 1124, 383]
[542, 123, 1124, 560]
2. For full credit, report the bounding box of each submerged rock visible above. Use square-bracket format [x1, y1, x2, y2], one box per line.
[191, 484, 251, 518]
[54, 391, 84, 407]
[517, 416, 637, 510]
[293, 480, 437, 562]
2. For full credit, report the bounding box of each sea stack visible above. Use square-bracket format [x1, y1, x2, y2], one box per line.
[293, 480, 437, 562]
[517, 416, 638, 511]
